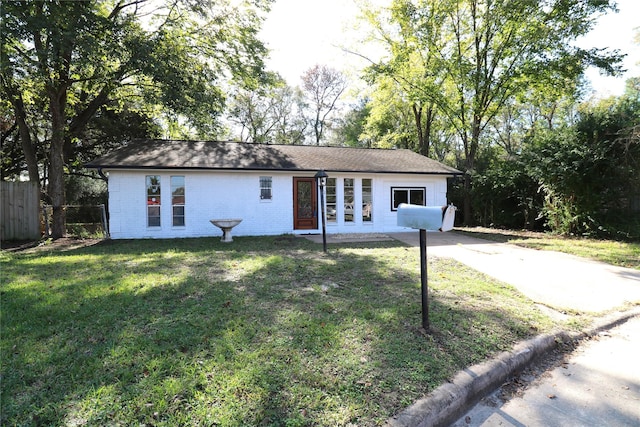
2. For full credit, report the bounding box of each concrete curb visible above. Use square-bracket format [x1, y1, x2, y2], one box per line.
[385, 306, 640, 427]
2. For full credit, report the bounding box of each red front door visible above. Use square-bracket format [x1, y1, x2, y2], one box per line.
[293, 177, 317, 230]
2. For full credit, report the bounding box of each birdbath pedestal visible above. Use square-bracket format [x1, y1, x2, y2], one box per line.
[210, 219, 242, 243]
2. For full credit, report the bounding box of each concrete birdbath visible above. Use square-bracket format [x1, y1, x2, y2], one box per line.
[210, 219, 242, 243]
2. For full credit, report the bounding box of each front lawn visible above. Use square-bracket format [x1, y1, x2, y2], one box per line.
[1, 236, 554, 426]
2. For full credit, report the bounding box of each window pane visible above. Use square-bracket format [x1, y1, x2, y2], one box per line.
[171, 176, 185, 226]
[171, 176, 185, 205]
[362, 178, 372, 222]
[297, 180, 314, 218]
[393, 189, 408, 209]
[173, 206, 185, 226]
[260, 176, 272, 200]
[326, 177, 336, 223]
[147, 176, 160, 194]
[148, 206, 160, 227]
[146, 176, 161, 226]
[410, 189, 425, 206]
[344, 178, 354, 222]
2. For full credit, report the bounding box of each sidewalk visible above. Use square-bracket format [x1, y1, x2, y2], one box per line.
[384, 230, 640, 427]
[451, 315, 640, 427]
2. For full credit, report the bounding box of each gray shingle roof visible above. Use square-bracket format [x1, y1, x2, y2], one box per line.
[85, 139, 461, 175]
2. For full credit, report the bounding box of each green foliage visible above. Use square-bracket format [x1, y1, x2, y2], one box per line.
[524, 89, 640, 239]
[470, 148, 544, 230]
[72, 105, 163, 172]
[65, 174, 107, 207]
[332, 98, 371, 147]
[227, 75, 308, 144]
[361, 78, 416, 149]
[1, 0, 271, 236]
[360, 0, 622, 224]
[464, 81, 640, 238]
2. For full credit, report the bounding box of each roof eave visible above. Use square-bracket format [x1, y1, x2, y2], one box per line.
[85, 164, 462, 175]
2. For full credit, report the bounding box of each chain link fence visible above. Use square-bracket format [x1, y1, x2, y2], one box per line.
[42, 205, 109, 239]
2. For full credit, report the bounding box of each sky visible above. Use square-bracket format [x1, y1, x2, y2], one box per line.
[259, 0, 640, 99]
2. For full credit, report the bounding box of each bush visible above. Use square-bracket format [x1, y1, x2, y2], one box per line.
[470, 152, 544, 230]
[523, 95, 640, 239]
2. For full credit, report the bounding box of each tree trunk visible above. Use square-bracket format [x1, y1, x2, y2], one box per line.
[462, 172, 472, 227]
[49, 90, 67, 239]
[15, 97, 40, 185]
[423, 105, 434, 157]
[3, 86, 40, 184]
[314, 110, 322, 145]
[463, 114, 482, 225]
[413, 104, 425, 154]
[412, 103, 436, 157]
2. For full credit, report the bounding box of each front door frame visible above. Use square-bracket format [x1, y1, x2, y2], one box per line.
[293, 177, 318, 230]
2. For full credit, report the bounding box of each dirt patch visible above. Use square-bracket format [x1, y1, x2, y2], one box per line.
[1, 237, 103, 253]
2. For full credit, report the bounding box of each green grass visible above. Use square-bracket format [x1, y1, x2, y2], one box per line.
[1, 236, 555, 426]
[457, 228, 640, 270]
[511, 238, 640, 270]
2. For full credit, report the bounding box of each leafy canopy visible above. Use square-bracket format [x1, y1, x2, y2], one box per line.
[1, 0, 272, 237]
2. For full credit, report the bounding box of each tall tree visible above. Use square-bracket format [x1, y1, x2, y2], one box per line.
[357, 74, 456, 159]
[229, 88, 280, 143]
[228, 76, 307, 144]
[361, 0, 449, 157]
[301, 65, 347, 145]
[270, 85, 308, 145]
[361, 76, 422, 150]
[361, 0, 623, 224]
[1, 0, 270, 238]
[332, 98, 371, 147]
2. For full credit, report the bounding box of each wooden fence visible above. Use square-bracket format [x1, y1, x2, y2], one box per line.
[1, 181, 41, 241]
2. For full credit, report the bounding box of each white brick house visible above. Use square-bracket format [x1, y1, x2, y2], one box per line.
[85, 140, 461, 239]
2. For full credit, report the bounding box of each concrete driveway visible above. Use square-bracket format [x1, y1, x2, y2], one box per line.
[391, 231, 640, 313]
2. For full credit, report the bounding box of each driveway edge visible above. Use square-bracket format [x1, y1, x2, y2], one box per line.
[385, 306, 640, 427]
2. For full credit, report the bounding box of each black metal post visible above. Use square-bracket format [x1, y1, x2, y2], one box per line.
[419, 228, 429, 331]
[319, 183, 327, 252]
[314, 170, 328, 253]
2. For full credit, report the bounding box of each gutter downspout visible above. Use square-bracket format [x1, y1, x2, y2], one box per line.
[97, 168, 108, 182]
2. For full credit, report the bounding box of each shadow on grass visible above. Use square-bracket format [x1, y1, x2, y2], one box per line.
[1, 236, 550, 426]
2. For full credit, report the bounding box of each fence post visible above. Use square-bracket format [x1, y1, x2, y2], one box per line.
[100, 204, 109, 238]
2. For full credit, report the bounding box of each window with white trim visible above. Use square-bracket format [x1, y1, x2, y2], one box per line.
[146, 175, 161, 227]
[344, 178, 354, 222]
[171, 176, 185, 226]
[260, 176, 272, 200]
[362, 178, 373, 222]
[326, 177, 336, 223]
[391, 187, 425, 210]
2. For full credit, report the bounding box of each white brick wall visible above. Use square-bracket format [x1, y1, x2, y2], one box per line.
[106, 169, 452, 239]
